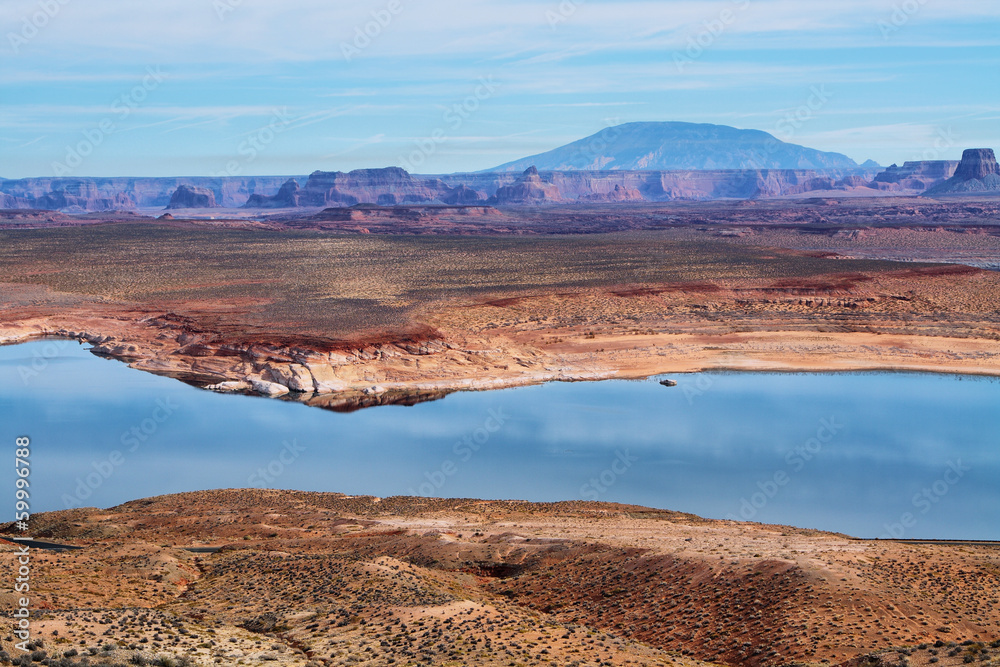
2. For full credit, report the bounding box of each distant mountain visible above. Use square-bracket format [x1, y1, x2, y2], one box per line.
[489, 122, 861, 172]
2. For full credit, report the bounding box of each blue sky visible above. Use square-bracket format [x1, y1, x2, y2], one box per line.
[1, 0, 998, 178]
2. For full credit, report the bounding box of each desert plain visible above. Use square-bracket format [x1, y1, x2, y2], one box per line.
[1, 197, 1000, 408]
[2, 195, 1000, 666]
[2, 490, 1000, 667]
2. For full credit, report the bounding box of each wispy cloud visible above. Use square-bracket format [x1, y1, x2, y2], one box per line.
[0, 0, 996, 176]
[4, 0, 997, 62]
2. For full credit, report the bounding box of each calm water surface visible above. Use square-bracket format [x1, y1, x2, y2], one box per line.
[2, 339, 998, 539]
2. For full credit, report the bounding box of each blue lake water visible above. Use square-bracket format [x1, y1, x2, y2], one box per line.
[2, 339, 998, 539]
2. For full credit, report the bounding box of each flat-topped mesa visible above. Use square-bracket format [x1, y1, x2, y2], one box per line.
[924, 147, 1000, 195]
[871, 160, 959, 191]
[0, 180, 138, 212]
[953, 148, 999, 181]
[166, 184, 217, 209]
[294, 167, 459, 207]
[489, 121, 862, 171]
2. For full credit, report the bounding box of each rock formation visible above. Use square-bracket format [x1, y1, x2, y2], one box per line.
[2, 165, 889, 213]
[166, 184, 217, 209]
[443, 168, 877, 203]
[441, 184, 485, 205]
[580, 184, 644, 202]
[291, 167, 459, 207]
[872, 161, 959, 191]
[925, 148, 1000, 195]
[0, 176, 290, 211]
[0, 179, 138, 212]
[488, 166, 565, 204]
[244, 178, 301, 208]
[953, 148, 999, 181]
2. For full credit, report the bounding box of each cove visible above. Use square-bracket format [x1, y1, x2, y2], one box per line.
[2, 339, 997, 540]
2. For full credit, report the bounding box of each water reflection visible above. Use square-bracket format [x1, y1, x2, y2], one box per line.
[2, 340, 997, 539]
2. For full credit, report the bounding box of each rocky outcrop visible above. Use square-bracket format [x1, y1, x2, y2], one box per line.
[835, 175, 870, 188]
[953, 148, 999, 181]
[925, 148, 1000, 195]
[3, 165, 888, 212]
[641, 169, 818, 200]
[488, 166, 565, 204]
[441, 184, 485, 205]
[166, 185, 217, 209]
[441, 167, 879, 203]
[244, 179, 301, 208]
[580, 184, 643, 202]
[0, 176, 292, 211]
[294, 167, 458, 207]
[0, 180, 139, 212]
[872, 161, 959, 191]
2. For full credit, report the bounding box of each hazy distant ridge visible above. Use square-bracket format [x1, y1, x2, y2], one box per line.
[489, 121, 862, 172]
